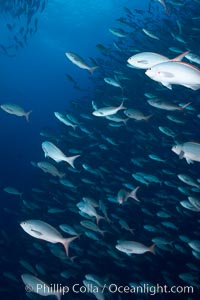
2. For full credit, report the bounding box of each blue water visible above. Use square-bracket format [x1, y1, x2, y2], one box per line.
[0, 0, 200, 299]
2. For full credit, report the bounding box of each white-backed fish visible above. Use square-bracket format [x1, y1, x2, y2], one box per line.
[142, 29, 159, 40]
[37, 161, 65, 179]
[77, 201, 104, 224]
[177, 174, 200, 189]
[21, 273, 61, 300]
[54, 112, 78, 130]
[172, 142, 200, 164]
[124, 109, 152, 121]
[20, 220, 79, 256]
[104, 77, 122, 89]
[109, 27, 127, 38]
[145, 61, 200, 90]
[117, 187, 140, 204]
[116, 240, 155, 255]
[3, 186, 23, 197]
[92, 101, 126, 117]
[147, 98, 191, 111]
[65, 52, 98, 74]
[156, 0, 169, 14]
[41, 141, 80, 168]
[1, 103, 32, 122]
[127, 51, 189, 69]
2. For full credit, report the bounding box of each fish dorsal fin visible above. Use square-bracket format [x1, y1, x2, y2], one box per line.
[171, 50, 190, 62]
[190, 142, 200, 145]
[172, 61, 200, 71]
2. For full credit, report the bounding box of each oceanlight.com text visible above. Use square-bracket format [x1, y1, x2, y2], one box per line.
[108, 283, 194, 295]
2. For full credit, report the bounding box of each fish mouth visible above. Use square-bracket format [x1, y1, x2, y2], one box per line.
[20, 221, 27, 227]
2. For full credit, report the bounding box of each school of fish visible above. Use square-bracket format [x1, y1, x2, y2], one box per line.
[0, 0, 200, 300]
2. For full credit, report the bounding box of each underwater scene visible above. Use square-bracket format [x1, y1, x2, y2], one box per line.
[0, 0, 200, 299]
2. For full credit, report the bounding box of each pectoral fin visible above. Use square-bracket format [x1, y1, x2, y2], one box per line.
[179, 151, 184, 159]
[31, 229, 42, 236]
[161, 82, 172, 89]
[185, 157, 193, 164]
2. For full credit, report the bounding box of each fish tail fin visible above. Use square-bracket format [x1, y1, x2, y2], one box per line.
[25, 110, 32, 122]
[128, 186, 140, 202]
[65, 155, 81, 168]
[100, 230, 107, 237]
[123, 118, 129, 125]
[172, 50, 190, 62]
[149, 243, 156, 255]
[96, 215, 105, 225]
[129, 228, 135, 235]
[59, 172, 66, 179]
[179, 102, 192, 111]
[144, 114, 153, 121]
[70, 255, 78, 263]
[62, 235, 79, 256]
[120, 100, 126, 110]
[89, 66, 99, 74]
[72, 124, 78, 130]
